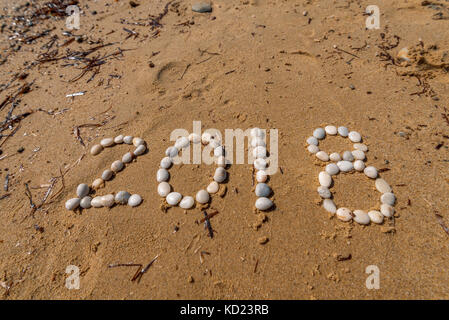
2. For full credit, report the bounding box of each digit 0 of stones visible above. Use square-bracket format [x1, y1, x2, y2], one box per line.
[307, 125, 396, 225]
[64, 135, 146, 211]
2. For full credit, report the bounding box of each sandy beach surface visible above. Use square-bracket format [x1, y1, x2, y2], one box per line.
[0, 0, 448, 299]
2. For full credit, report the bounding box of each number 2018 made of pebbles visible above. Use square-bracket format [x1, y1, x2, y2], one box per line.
[306, 125, 395, 225]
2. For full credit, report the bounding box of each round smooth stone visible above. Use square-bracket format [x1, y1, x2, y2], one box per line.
[336, 207, 352, 222]
[307, 145, 319, 154]
[348, 131, 362, 143]
[337, 126, 349, 137]
[337, 160, 353, 172]
[92, 178, 104, 189]
[91, 196, 103, 208]
[375, 178, 391, 193]
[380, 204, 395, 217]
[157, 169, 169, 182]
[342, 151, 354, 162]
[306, 136, 318, 146]
[381, 192, 396, 205]
[353, 160, 365, 171]
[175, 137, 189, 149]
[132, 137, 144, 147]
[134, 144, 146, 156]
[325, 163, 339, 176]
[323, 199, 336, 214]
[256, 170, 268, 183]
[111, 160, 124, 172]
[165, 146, 178, 158]
[179, 196, 195, 209]
[196, 190, 210, 204]
[80, 196, 92, 209]
[157, 182, 171, 197]
[114, 135, 124, 144]
[207, 181, 219, 194]
[251, 137, 266, 148]
[115, 191, 131, 204]
[364, 166, 378, 179]
[166, 192, 182, 206]
[352, 150, 365, 160]
[368, 210, 384, 224]
[128, 194, 142, 207]
[122, 152, 133, 163]
[214, 167, 227, 183]
[100, 138, 114, 147]
[102, 169, 114, 181]
[254, 158, 267, 170]
[255, 197, 273, 211]
[65, 198, 80, 210]
[255, 183, 271, 197]
[329, 152, 341, 162]
[189, 133, 201, 144]
[250, 128, 265, 139]
[253, 146, 267, 159]
[353, 210, 370, 225]
[201, 132, 212, 144]
[123, 136, 133, 144]
[214, 146, 225, 157]
[101, 194, 115, 207]
[76, 183, 89, 198]
[313, 128, 326, 140]
[90, 144, 103, 155]
[353, 143, 368, 152]
[319, 171, 332, 188]
[324, 125, 337, 135]
[160, 157, 172, 169]
[317, 186, 331, 199]
[316, 151, 329, 162]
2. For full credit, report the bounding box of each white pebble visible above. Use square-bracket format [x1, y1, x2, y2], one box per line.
[160, 157, 172, 169]
[134, 144, 146, 156]
[338, 126, 349, 137]
[352, 150, 365, 160]
[323, 199, 336, 214]
[375, 178, 391, 193]
[348, 131, 362, 143]
[255, 197, 273, 211]
[101, 194, 115, 207]
[80, 196, 92, 209]
[342, 150, 354, 162]
[251, 137, 266, 147]
[132, 137, 144, 147]
[254, 158, 267, 170]
[165, 146, 178, 158]
[336, 207, 353, 222]
[115, 191, 131, 204]
[353, 160, 365, 171]
[207, 181, 219, 194]
[325, 163, 339, 175]
[123, 136, 133, 144]
[101, 169, 114, 181]
[179, 196, 195, 209]
[114, 135, 124, 144]
[324, 125, 337, 135]
[368, 210, 384, 224]
[306, 136, 318, 146]
[157, 168, 170, 182]
[319, 171, 332, 188]
[100, 138, 114, 147]
[91, 196, 103, 208]
[128, 194, 142, 207]
[255, 183, 271, 197]
[313, 128, 326, 139]
[214, 167, 227, 183]
[353, 210, 370, 225]
[92, 178, 104, 189]
[196, 190, 210, 204]
[122, 152, 133, 163]
[175, 137, 189, 149]
[90, 144, 103, 155]
[307, 145, 319, 154]
[157, 182, 171, 197]
[353, 143, 368, 152]
[316, 151, 329, 162]
[337, 160, 354, 172]
[329, 152, 341, 162]
[209, 139, 220, 149]
[189, 133, 201, 144]
[201, 132, 212, 144]
[381, 192, 396, 205]
[111, 160, 124, 172]
[317, 186, 331, 199]
[214, 146, 225, 157]
[166, 192, 182, 206]
[253, 146, 267, 159]
[380, 204, 395, 217]
[364, 166, 378, 179]
[256, 170, 268, 183]
[76, 183, 89, 198]
[65, 198, 80, 210]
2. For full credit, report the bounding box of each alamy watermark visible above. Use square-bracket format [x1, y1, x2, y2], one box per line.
[365, 5, 380, 30]
[365, 265, 380, 289]
[66, 5, 80, 30]
[65, 265, 80, 290]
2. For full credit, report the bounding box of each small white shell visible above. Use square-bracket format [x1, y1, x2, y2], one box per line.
[114, 135, 124, 144]
[348, 131, 362, 143]
[353, 160, 365, 171]
[313, 128, 326, 139]
[91, 196, 103, 208]
[80, 196, 92, 209]
[65, 198, 80, 210]
[196, 190, 210, 204]
[336, 207, 353, 222]
[323, 199, 336, 214]
[325, 163, 339, 176]
[364, 166, 378, 179]
[179, 196, 195, 209]
[101, 169, 114, 181]
[342, 150, 354, 162]
[90, 144, 103, 155]
[368, 210, 384, 224]
[254, 158, 267, 170]
[214, 167, 227, 183]
[207, 181, 219, 194]
[134, 144, 146, 156]
[189, 133, 201, 144]
[115, 191, 131, 204]
[166, 192, 182, 206]
[111, 160, 124, 172]
[253, 146, 267, 159]
[76, 183, 90, 198]
[352, 150, 365, 160]
[92, 178, 104, 189]
[353, 143, 368, 152]
[201, 132, 212, 144]
[122, 152, 133, 163]
[160, 157, 172, 169]
[375, 178, 391, 193]
[157, 168, 170, 182]
[101, 194, 115, 207]
[337, 160, 353, 172]
[255, 197, 273, 211]
[381, 192, 396, 205]
[317, 186, 331, 199]
[123, 136, 133, 144]
[324, 125, 337, 135]
[128, 194, 142, 207]
[380, 204, 395, 217]
[316, 151, 329, 162]
[175, 136, 189, 149]
[157, 182, 171, 197]
[306, 136, 318, 146]
[307, 145, 319, 154]
[319, 171, 332, 188]
[251, 137, 266, 147]
[165, 146, 179, 158]
[329, 152, 341, 162]
[353, 210, 370, 225]
[256, 170, 268, 183]
[132, 137, 144, 147]
[338, 126, 349, 137]
[101, 138, 115, 147]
